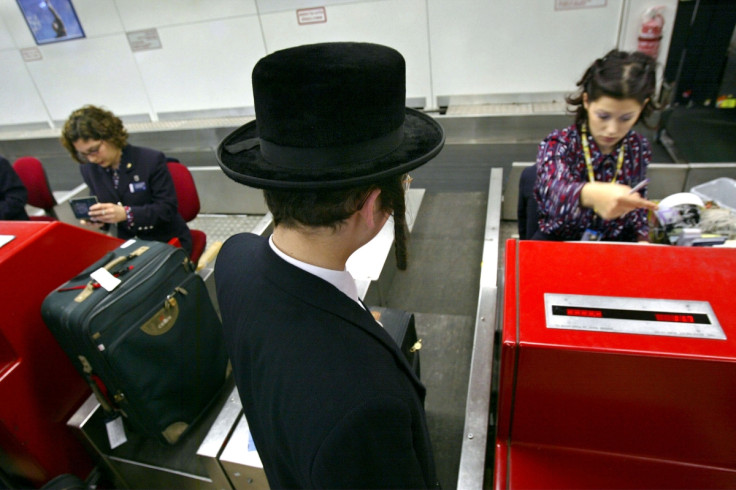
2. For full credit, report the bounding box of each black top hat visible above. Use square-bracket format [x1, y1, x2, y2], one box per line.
[217, 42, 445, 190]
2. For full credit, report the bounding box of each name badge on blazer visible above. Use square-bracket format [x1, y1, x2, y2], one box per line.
[129, 181, 147, 193]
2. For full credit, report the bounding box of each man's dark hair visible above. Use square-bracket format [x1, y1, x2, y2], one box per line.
[264, 174, 410, 269]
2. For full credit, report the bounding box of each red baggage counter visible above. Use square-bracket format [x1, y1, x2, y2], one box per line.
[496, 240, 736, 489]
[0, 221, 121, 487]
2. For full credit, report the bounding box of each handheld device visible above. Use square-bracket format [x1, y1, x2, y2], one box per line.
[69, 196, 99, 220]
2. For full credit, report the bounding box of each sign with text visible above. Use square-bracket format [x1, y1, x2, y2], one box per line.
[20, 47, 42, 62]
[555, 0, 607, 10]
[127, 28, 162, 52]
[297, 7, 327, 25]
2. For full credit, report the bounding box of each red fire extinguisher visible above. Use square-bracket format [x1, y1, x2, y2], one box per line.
[638, 6, 665, 59]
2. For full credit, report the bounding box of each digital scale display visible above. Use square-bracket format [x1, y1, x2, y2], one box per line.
[545, 293, 725, 340]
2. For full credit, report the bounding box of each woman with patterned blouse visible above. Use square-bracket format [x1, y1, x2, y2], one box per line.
[533, 50, 660, 242]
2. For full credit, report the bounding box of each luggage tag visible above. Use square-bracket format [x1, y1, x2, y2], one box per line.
[105, 414, 127, 449]
[90, 268, 122, 292]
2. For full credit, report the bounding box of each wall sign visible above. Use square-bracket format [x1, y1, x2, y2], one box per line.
[127, 28, 162, 52]
[16, 0, 85, 45]
[555, 0, 607, 10]
[20, 47, 43, 62]
[297, 7, 327, 25]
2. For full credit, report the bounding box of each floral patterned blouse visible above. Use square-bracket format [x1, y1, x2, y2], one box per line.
[534, 124, 651, 241]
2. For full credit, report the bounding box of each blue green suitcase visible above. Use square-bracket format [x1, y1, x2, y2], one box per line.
[41, 239, 228, 445]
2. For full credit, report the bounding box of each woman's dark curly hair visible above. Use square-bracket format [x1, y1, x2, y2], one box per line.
[264, 174, 411, 270]
[60, 105, 128, 163]
[567, 49, 659, 128]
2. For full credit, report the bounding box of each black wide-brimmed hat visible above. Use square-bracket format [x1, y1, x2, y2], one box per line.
[217, 42, 445, 190]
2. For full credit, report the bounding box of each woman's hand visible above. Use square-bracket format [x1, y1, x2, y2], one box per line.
[80, 218, 105, 229]
[89, 202, 125, 224]
[580, 182, 658, 220]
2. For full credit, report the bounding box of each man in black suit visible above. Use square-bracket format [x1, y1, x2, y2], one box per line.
[215, 42, 445, 488]
[0, 156, 29, 221]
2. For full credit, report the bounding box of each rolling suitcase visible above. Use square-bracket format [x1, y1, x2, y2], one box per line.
[41, 239, 228, 445]
[370, 306, 421, 377]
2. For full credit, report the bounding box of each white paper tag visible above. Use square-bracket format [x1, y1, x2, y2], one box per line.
[106, 415, 127, 449]
[91, 268, 122, 292]
[120, 239, 137, 249]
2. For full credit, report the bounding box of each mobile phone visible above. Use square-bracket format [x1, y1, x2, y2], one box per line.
[69, 196, 99, 220]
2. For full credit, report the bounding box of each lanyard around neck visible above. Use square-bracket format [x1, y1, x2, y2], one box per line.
[581, 123, 625, 184]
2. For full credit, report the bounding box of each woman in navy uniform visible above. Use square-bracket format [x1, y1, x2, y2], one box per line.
[60, 105, 192, 255]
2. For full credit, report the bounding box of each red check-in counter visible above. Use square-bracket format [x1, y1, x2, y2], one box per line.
[0, 221, 122, 487]
[496, 239, 736, 489]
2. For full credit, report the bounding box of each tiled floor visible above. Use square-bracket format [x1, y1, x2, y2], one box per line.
[188, 213, 266, 245]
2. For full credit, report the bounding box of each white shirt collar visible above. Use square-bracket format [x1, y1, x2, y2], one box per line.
[269, 235, 362, 307]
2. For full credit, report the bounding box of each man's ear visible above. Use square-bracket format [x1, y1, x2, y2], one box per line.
[358, 188, 383, 228]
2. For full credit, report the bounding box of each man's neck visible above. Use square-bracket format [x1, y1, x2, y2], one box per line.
[270, 192, 388, 271]
[271, 225, 356, 271]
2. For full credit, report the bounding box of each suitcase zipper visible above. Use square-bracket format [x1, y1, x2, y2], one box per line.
[86, 248, 188, 341]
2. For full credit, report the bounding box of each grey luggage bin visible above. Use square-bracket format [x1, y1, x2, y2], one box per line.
[691, 177, 736, 213]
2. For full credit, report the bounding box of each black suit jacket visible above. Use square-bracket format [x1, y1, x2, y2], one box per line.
[215, 233, 439, 489]
[0, 156, 29, 220]
[79, 145, 191, 255]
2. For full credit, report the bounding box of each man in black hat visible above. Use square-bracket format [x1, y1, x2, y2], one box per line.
[215, 42, 444, 489]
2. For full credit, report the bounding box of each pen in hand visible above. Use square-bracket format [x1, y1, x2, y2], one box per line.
[629, 178, 649, 195]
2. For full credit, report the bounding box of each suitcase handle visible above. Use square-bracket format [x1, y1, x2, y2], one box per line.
[101, 246, 149, 273]
[74, 246, 150, 303]
[78, 355, 116, 414]
[102, 255, 131, 273]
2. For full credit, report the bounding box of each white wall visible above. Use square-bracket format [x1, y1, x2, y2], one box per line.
[0, 0, 678, 129]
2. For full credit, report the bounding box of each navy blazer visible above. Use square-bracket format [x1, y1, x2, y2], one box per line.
[79, 145, 191, 255]
[215, 233, 439, 489]
[0, 156, 29, 220]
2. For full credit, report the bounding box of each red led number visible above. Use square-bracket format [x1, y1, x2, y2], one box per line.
[566, 308, 602, 318]
[655, 313, 695, 323]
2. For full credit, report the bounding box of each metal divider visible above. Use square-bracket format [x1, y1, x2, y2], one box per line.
[456, 168, 503, 490]
[684, 163, 736, 191]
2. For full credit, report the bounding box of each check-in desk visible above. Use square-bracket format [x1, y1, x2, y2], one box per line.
[496, 240, 736, 489]
[0, 221, 122, 487]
